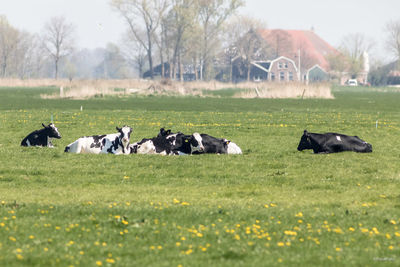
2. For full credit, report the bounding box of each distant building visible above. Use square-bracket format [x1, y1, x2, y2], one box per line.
[226, 29, 339, 83]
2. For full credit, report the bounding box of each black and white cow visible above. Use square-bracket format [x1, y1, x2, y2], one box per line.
[191, 133, 242, 155]
[297, 130, 373, 154]
[21, 123, 62, 147]
[64, 126, 132, 154]
[130, 128, 204, 155]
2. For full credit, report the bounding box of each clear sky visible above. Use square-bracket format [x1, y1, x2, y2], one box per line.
[1, 0, 399, 61]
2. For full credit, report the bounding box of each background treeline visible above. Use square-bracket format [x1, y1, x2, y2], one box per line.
[1, 0, 400, 84]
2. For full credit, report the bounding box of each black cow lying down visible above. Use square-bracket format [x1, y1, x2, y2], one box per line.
[21, 123, 62, 147]
[297, 130, 372, 154]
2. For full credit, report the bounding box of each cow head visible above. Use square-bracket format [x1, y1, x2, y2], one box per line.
[297, 130, 312, 151]
[189, 133, 205, 153]
[157, 128, 172, 137]
[43, 123, 62, 139]
[116, 126, 132, 148]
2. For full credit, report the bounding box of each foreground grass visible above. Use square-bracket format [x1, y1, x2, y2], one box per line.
[0, 86, 399, 266]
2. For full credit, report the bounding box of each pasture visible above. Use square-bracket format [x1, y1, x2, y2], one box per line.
[0, 85, 399, 266]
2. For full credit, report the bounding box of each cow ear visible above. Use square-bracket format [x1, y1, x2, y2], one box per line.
[166, 130, 171, 135]
[304, 130, 309, 136]
[116, 127, 121, 131]
[225, 140, 231, 145]
[42, 123, 47, 128]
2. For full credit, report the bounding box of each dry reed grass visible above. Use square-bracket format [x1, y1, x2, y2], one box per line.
[235, 82, 334, 99]
[0, 78, 333, 99]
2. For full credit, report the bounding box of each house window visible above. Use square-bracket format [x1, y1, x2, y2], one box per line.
[289, 72, 293, 81]
[284, 63, 288, 68]
[278, 62, 283, 69]
[280, 72, 285, 81]
[270, 72, 275, 81]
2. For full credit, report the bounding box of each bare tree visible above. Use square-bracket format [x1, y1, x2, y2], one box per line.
[197, 0, 244, 80]
[111, 0, 169, 79]
[120, 29, 148, 77]
[42, 16, 75, 79]
[385, 19, 400, 64]
[0, 15, 20, 77]
[223, 15, 267, 82]
[339, 33, 374, 77]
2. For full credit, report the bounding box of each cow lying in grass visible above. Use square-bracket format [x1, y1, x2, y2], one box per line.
[64, 126, 132, 154]
[191, 133, 242, 155]
[297, 130, 373, 154]
[130, 129, 204, 155]
[21, 123, 62, 147]
[131, 128, 242, 155]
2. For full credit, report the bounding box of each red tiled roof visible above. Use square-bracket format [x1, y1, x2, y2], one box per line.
[258, 29, 339, 70]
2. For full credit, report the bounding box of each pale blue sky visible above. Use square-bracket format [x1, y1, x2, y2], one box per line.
[1, 0, 399, 61]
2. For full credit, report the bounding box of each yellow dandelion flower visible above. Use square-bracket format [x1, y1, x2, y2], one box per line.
[16, 254, 23, 260]
[79, 251, 84, 255]
[386, 233, 392, 239]
[389, 245, 394, 250]
[395, 232, 400, 237]
[106, 258, 115, 264]
[173, 198, 180, 204]
[234, 234, 240, 240]
[336, 247, 342, 252]
[295, 212, 303, 217]
[390, 220, 397, 225]
[44, 248, 49, 252]
[176, 242, 181, 247]
[277, 242, 285, 247]
[278, 258, 283, 263]
[348, 227, 355, 232]
[96, 261, 102, 266]
[29, 235, 35, 239]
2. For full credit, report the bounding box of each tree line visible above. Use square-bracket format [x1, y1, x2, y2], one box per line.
[0, 1, 399, 84]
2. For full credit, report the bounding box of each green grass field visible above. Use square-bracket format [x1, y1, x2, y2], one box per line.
[0, 86, 399, 266]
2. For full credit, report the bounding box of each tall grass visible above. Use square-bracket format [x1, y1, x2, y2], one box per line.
[0, 78, 332, 99]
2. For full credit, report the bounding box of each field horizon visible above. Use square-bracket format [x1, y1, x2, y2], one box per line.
[0, 85, 399, 266]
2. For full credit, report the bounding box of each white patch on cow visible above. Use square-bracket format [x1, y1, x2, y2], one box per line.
[226, 141, 242, 154]
[336, 136, 342, 141]
[166, 133, 179, 146]
[136, 140, 157, 154]
[26, 139, 31, 147]
[50, 124, 61, 137]
[191, 133, 204, 153]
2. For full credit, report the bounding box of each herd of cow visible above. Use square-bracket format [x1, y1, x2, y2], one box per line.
[20, 123, 373, 155]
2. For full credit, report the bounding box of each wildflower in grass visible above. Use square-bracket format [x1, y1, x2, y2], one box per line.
[361, 228, 369, 233]
[390, 220, 397, 225]
[270, 203, 277, 207]
[295, 212, 303, 217]
[185, 249, 193, 255]
[9, 236, 16, 242]
[44, 248, 49, 252]
[96, 261, 102, 266]
[389, 246, 394, 250]
[181, 202, 190, 206]
[106, 258, 115, 264]
[386, 233, 392, 239]
[349, 227, 355, 232]
[395, 232, 400, 237]
[79, 251, 84, 255]
[372, 227, 379, 234]
[123, 176, 129, 179]
[277, 242, 284, 247]
[16, 254, 23, 260]
[336, 247, 342, 252]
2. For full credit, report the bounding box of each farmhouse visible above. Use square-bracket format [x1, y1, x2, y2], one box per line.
[226, 29, 338, 83]
[231, 56, 299, 82]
